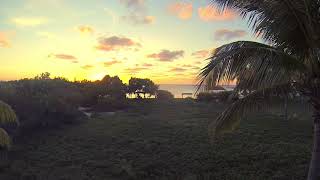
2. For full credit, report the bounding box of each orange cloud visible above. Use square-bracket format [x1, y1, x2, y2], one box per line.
[77, 25, 94, 35]
[0, 31, 13, 48]
[168, 2, 193, 20]
[198, 6, 236, 21]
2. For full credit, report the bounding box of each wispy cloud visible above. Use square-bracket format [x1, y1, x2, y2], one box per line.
[104, 60, 122, 67]
[49, 54, 78, 63]
[37, 31, 57, 39]
[192, 49, 211, 59]
[77, 25, 94, 35]
[0, 31, 13, 48]
[198, 6, 236, 21]
[122, 15, 155, 25]
[147, 49, 184, 62]
[125, 67, 149, 73]
[12, 17, 48, 27]
[214, 29, 247, 40]
[82, 65, 94, 70]
[119, 0, 145, 10]
[142, 63, 153, 67]
[119, 0, 155, 25]
[168, 2, 193, 20]
[169, 67, 187, 72]
[96, 36, 141, 51]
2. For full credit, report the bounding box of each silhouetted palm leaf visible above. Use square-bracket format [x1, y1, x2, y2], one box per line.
[0, 101, 18, 148]
[0, 101, 18, 125]
[209, 83, 295, 138]
[198, 41, 306, 92]
[0, 128, 11, 148]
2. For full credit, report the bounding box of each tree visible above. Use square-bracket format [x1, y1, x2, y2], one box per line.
[0, 101, 18, 150]
[128, 78, 158, 98]
[198, 1, 320, 179]
[99, 75, 127, 99]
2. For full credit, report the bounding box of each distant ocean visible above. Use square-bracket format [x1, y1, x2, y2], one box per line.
[159, 84, 235, 98]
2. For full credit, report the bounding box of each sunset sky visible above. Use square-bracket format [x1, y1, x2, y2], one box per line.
[0, 0, 260, 84]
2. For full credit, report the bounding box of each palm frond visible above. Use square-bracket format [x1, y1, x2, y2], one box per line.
[0, 101, 18, 125]
[0, 128, 11, 148]
[209, 83, 297, 139]
[210, 0, 320, 51]
[198, 41, 305, 92]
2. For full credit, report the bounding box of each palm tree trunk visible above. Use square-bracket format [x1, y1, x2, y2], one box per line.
[308, 98, 320, 180]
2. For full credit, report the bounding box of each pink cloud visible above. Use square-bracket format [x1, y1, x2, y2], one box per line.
[168, 2, 193, 20]
[198, 5, 236, 21]
[147, 49, 184, 62]
[214, 29, 247, 40]
[96, 36, 141, 51]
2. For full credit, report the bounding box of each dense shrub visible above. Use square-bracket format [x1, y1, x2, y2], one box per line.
[197, 91, 236, 102]
[0, 77, 85, 134]
[93, 96, 128, 112]
[156, 90, 174, 100]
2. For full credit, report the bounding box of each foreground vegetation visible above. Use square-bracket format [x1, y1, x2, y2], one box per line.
[0, 100, 313, 180]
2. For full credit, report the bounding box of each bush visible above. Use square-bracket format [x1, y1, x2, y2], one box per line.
[156, 90, 174, 100]
[0, 78, 85, 135]
[197, 91, 236, 102]
[93, 96, 128, 112]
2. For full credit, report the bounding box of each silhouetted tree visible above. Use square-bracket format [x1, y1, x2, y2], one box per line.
[128, 78, 158, 98]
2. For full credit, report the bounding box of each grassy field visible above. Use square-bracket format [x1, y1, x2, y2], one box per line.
[0, 100, 314, 180]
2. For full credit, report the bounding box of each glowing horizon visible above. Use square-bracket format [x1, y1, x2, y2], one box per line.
[0, 0, 259, 84]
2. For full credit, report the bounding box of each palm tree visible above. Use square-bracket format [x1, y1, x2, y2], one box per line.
[198, 1, 320, 179]
[0, 101, 18, 149]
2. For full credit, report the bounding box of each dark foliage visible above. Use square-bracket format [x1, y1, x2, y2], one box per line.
[156, 90, 174, 101]
[0, 75, 85, 134]
[197, 91, 236, 102]
[128, 78, 159, 98]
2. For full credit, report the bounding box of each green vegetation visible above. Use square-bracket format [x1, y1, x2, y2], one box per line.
[0, 100, 313, 179]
